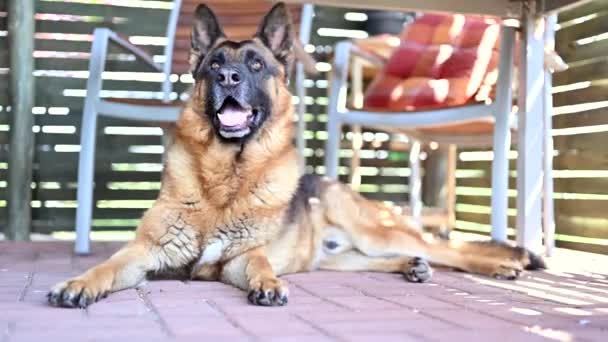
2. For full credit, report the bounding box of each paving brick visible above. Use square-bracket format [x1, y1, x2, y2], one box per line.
[261, 334, 335, 342]
[322, 318, 459, 335]
[230, 314, 320, 336]
[342, 333, 426, 342]
[2, 241, 608, 342]
[328, 295, 404, 311]
[422, 308, 518, 329]
[418, 328, 558, 342]
[380, 294, 461, 310]
[300, 308, 427, 325]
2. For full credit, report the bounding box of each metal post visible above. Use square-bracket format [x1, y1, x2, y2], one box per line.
[409, 140, 422, 230]
[295, 4, 314, 173]
[490, 24, 516, 242]
[349, 58, 364, 189]
[423, 145, 456, 233]
[74, 29, 110, 255]
[324, 41, 350, 179]
[6, 0, 35, 241]
[161, 0, 182, 103]
[516, 6, 544, 254]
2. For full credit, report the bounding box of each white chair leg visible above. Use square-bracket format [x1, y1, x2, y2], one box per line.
[490, 25, 516, 243]
[409, 139, 422, 229]
[295, 4, 314, 173]
[446, 144, 457, 231]
[350, 125, 362, 188]
[324, 113, 342, 179]
[349, 56, 364, 189]
[295, 62, 307, 173]
[516, 10, 545, 253]
[325, 41, 350, 180]
[74, 29, 109, 254]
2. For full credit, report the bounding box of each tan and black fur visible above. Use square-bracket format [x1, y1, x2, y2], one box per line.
[48, 3, 544, 308]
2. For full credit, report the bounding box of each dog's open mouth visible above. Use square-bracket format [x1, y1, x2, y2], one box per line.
[217, 97, 254, 139]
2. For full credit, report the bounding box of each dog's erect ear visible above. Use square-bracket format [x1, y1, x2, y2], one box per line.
[190, 4, 225, 74]
[255, 3, 295, 77]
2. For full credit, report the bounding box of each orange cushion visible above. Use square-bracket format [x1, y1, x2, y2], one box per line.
[363, 13, 500, 110]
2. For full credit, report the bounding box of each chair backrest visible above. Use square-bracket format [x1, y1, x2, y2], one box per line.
[170, 1, 302, 75]
[159, 0, 302, 102]
[364, 13, 501, 110]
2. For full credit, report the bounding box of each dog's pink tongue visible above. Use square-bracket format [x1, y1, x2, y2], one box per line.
[218, 107, 249, 127]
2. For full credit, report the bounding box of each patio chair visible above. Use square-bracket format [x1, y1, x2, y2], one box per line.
[74, 0, 314, 254]
[323, 13, 556, 250]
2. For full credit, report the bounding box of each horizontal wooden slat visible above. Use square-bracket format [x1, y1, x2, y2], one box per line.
[0, 132, 163, 146]
[36, 2, 170, 18]
[7, 189, 160, 201]
[553, 107, 608, 129]
[558, 0, 607, 23]
[456, 195, 517, 208]
[554, 178, 608, 195]
[33, 207, 148, 220]
[553, 57, 608, 85]
[553, 84, 608, 107]
[555, 150, 608, 170]
[35, 15, 168, 37]
[556, 214, 608, 239]
[555, 131, 608, 151]
[556, 12, 608, 44]
[35, 58, 166, 73]
[557, 36, 608, 63]
[456, 211, 516, 228]
[556, 199, 608, 218]
[458, 177, 516, 188]
[555, 241, 607, 255]
[34, 38, 166, 56]
[0, 169, 163, 183]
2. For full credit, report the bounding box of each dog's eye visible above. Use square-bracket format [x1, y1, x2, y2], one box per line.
[251, 60, 263, 71]
[210, 61, 221, 70]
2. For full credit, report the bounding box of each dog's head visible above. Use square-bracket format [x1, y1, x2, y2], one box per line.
[188, 2, 294, 143]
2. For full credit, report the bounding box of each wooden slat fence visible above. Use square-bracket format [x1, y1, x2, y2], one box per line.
[0, 0, 607, 255]
[0, 0, 412, 234]
[453, 0, 608, 254]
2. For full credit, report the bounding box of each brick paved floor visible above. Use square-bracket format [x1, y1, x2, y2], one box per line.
[0, 241, 607, 342]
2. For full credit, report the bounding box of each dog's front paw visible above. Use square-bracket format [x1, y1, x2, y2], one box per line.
[247, 277, 289, 306]
[47, 277, 109, 308]
[403, 257, 433, 283]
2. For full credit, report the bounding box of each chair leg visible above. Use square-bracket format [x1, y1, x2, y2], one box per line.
[295, 65, 307, 173]
[324, 113, 342, 179]
[409, 139, 422, 230]
[446, 144, 457, 232]
[490, 25, 516, 243]
[350, 125, 362, 189]
[516, 10, 544, 253]
[74, 28, 109, 254]
[74, 101, 98, 255]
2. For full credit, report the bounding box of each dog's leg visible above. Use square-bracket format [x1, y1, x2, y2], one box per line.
[47, 241, 157, 308]
[48, 208, 200, 308]
[220, 246, 289, 306]
[319, 250, 433, 283]
[320, 181, 544, 279]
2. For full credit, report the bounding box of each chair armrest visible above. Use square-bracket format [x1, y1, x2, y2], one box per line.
[98, 28, 163, 72]
[350, 44, 387, 68]
[350, 34, 400, 67]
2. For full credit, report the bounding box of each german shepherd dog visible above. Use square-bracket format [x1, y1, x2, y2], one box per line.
[48, 3, 544, 308]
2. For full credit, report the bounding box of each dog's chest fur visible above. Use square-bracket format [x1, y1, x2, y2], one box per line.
[159, 128, 298, 268]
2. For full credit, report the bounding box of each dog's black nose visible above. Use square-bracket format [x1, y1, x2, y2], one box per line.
[217, 68, 241, 87]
